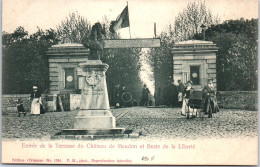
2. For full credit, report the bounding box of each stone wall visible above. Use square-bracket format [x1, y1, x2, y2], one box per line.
[2, 94, 48, 115]
[2, 91, 257, 114]
[1, 94, 79, 114]
[217, 91, 258, 110]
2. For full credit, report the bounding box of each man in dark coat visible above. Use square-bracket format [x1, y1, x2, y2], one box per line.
[169, 80, 178, 107]
[141, 84, 150, 106]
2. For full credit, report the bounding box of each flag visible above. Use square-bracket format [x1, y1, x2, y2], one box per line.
[109, 6, 129, 33]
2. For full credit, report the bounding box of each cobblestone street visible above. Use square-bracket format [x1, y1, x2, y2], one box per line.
[2, 107, 258, 140]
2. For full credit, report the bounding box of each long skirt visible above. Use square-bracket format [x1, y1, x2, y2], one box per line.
[181, 98, 189, 115]
[31, 98, 40, 115]
[203, 97, 219, 114]
[182, 98, 197, 116]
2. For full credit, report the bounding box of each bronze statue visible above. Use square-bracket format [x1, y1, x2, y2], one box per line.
[82, 22, 106, 60]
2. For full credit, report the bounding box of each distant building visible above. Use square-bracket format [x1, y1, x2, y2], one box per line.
[46, 43, 89, 111]
[46, 43, 89, 94]
[171, 40, 218, 89]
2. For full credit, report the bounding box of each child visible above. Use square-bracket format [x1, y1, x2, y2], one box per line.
[17, 99, 26, 117]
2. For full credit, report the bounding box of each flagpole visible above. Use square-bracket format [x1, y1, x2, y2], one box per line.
[127, 1, 132, 39]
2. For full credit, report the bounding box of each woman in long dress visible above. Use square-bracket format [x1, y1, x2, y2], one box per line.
[30, 86, 41, 115]
[202, 78, 219, 117]
[181, 81, 193, 116]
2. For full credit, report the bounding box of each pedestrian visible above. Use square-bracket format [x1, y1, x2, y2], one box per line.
[163, 84, 170, 106]
[169, 80, 178, 107]
[155, 87, 162, 106]
[17, 99, 26, 117]
[40, 103, 45, 114]
[133, 98, 137, 106]
[112, 84, 119, 107]
[181, 81, 193, 116]
[30, 86, 41, 115]
[141, 84, 150, 106]
[177, 80, 185, 106]
[202, 77, 219, 117]
[120, 85, 127, 107]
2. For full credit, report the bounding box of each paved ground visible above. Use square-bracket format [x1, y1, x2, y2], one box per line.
[1, 107, 258, 140]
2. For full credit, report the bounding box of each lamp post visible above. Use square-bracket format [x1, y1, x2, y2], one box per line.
[200, 24, 206, 41]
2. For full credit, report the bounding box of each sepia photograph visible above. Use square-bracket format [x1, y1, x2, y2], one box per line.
[1, 0, 258, 165]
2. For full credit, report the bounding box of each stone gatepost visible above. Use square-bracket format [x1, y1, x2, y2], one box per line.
[171, 40, 218, 89]
[46, 43, 89, 111]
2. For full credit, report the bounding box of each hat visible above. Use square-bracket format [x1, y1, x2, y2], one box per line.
[187, 80, 193, 84]
[33, 86, 38, 89]
[208, 77, 214, 81]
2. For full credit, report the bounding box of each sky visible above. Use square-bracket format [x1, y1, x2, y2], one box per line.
[3, 0, 258, 38]
[2, 0, 259, 95]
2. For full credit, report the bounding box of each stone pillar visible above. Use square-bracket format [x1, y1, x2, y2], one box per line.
[74, 60, 115, 129]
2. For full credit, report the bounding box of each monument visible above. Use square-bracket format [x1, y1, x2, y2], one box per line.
[59, 23, 124, 136]
[74, 23, 116, 130]
[52, 22, 160, 138]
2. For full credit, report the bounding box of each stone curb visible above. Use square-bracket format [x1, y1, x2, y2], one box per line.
[50, 131, 140, 140]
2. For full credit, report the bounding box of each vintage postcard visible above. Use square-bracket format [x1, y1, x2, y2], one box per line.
[1, 0, 258, 165]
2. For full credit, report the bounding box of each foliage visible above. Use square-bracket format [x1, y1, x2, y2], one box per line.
[146, 1, 220, 105]
[56, 12, 92, 43]
[174, 0, 220, 42]
[2, 27, 58, 94]
[100, 16, 143, 104]
[2, 13, 143, 103]
[150, 25, 175, 89]
[204, 19, 258, 90]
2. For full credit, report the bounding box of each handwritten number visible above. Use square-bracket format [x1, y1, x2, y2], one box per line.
[141, 156, 155, 161]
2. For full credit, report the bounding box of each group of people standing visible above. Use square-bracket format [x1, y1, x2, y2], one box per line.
[162, 79, 185, 107]
[113, 84, 151, 107]
[18, 80, 218, 116]
[180, 77, 219, 117]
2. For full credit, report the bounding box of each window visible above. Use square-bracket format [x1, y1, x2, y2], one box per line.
[190, 66, 200, 85]
[64, 68, 75, 89]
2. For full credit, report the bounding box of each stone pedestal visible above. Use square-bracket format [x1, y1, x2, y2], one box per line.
[55, 60, 124, 138]
[74, 110, 115, 129]
[74, 60, 116, 129]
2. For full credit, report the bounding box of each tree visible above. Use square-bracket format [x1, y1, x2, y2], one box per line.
[2, 14, 143, 103]
[204, 19, 258, 90]
[146, 1, 220, 105]
[100, 16, 143, 105]
[2, 27, 58, 94]
[147, 25, 175, 105]
[56, 12, 92, 43]
[57, 13, 143, 104]
[174, 0, 220, 42]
